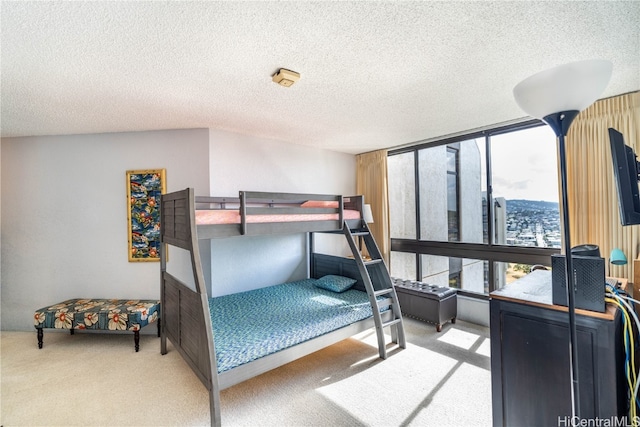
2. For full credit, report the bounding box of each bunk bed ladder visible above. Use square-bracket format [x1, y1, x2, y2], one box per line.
[343, 220, 406, 359]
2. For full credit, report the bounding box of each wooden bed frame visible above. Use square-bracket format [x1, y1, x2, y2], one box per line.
[159, 188, 393, 426]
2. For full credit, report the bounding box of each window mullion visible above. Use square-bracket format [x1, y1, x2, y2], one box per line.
[414, 150, 421, 281]
[485, 135, 493, 246]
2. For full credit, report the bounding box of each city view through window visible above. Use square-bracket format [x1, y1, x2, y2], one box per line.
[389, 124, 561, 294]
[492, 126, 561, 286]
[490, 126, 561, 250]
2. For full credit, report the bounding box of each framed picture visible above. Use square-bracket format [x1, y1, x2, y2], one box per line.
[126, 169, 166, 262]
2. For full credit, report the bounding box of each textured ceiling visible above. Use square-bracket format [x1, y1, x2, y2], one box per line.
[1, 1, 639, 154]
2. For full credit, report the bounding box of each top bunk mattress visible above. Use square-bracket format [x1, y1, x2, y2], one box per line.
[208, 278, 378, 373]
[195, 208, 360, 225]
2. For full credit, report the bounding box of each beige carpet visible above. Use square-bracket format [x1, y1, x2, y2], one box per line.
[0, 318, 491, 426]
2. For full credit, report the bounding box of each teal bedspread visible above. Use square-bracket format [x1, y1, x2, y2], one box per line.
[208, 278, 375, 373]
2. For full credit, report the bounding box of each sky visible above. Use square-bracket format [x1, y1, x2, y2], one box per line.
[478, 125, 560, 203]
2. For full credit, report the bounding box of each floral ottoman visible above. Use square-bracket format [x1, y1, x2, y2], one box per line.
[34, 299, 161, 352]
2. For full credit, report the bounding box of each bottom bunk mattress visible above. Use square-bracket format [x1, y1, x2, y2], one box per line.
[208, 277, 379, 373]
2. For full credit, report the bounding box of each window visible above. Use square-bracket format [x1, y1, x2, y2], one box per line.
[389, 251, 417, 281]
[388, 152, 416, 239]
[416, 138, 486, 245]
[388, 121, 560, 296]
[446, 146, 460, 241]
[448, 257, 462, 288]
[420, 254, 489, 294]
[490, 126, 560, 248]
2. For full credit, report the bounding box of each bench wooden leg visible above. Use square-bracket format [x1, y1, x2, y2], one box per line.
[157, 320, 161, 337]
[37, 328, 43, 349]
[134, 330, 140, 352]
[70, 328, 74, 335]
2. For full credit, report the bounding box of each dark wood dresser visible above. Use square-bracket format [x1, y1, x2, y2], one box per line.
[490, 270, 627, 426]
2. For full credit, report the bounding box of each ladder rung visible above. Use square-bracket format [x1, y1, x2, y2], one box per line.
[364, 259, 382, 266]
[375, 297, 392, 307]
[351, 231, 370, 236]
[373, 288, 394, 297]
[381, 318, 402, 328]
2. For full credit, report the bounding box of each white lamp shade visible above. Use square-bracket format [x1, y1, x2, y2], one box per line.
[513, 59, 612, 119]
[363, 204, 374, 223]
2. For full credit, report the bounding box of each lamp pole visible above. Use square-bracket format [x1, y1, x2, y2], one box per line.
[544, 110, 581, 418]
[513, 59, 612, 422]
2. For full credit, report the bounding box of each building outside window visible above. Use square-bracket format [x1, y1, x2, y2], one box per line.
[388, 122, 560, 296]
[446, 146, 460, 242]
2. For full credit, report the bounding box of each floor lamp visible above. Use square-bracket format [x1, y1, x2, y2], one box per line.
[513, 59, 612, 418]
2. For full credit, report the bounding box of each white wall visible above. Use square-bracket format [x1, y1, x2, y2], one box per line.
[208, 130, 356, 296]
[1, 129, 210, 331]
[0, 137, 2, 326]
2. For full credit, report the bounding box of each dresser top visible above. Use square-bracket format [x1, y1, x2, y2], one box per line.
[491, 269, 619, 320]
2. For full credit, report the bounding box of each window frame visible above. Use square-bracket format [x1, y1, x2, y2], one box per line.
[388, 119, 561, 297]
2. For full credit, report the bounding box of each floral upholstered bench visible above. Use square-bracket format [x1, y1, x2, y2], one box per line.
[34, 299, 161, 352]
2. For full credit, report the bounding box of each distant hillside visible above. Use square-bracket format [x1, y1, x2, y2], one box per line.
[505, 199, 559, 212]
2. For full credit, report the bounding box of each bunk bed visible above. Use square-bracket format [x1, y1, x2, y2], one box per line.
[159, 188, 405, 426]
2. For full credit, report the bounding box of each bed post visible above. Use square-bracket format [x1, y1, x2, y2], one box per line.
[307, 232, 314, 279]
[239, 191, 247, 235]
[186, 189, 222, 427]
[160, 197, 168, 356]
[161, 188, 222, 426]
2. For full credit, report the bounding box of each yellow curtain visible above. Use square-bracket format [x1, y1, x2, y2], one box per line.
[356, 150, 390, 264]
[566, 91, 640, 280]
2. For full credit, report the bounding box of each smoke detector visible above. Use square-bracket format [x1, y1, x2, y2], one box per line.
[272, 68, 300, 87]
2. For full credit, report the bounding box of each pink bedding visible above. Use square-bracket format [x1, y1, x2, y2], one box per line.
[195, 209, 360, 225]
